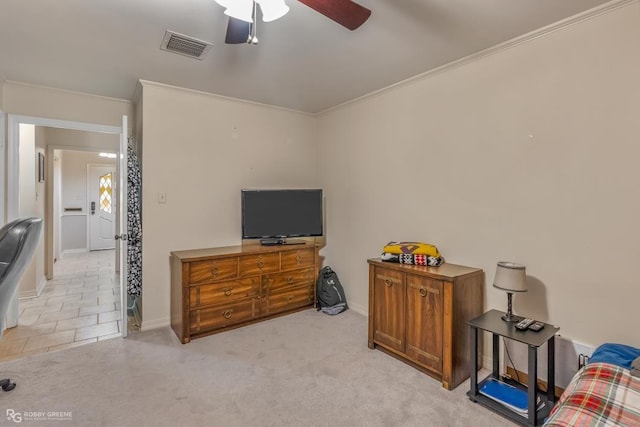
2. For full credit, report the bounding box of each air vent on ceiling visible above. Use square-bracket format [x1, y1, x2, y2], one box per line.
[160, 30, 212, 60]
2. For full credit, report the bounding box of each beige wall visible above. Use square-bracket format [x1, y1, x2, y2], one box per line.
[45, 127, 120, 152]
[139, 82, 319, 328]
[58, 150, 116, 253]
[0, 77, 5, 109]
[317, 3, 640, 349]
[17, 124, 46, 297]
[3, 82, 133, 128]
[134, 83, 143, 158]
[61, 150, 115, 214]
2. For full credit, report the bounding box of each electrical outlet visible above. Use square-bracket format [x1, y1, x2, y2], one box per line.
[578, 353, 590, 369]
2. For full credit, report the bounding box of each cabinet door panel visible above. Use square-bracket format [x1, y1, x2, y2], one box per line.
[406, 274, 443, 373]
[373, 268, 405, 352]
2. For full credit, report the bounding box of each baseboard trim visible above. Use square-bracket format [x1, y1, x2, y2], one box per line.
[480, 354, 493, 371]
[19, 289, 38, 299]
[37, 275, 47, 296]
[348, 302, 367, 316]
[140, 317, 170, 332]
[506, 366, 564, 398]
[18, 275, 47, 299]
[132, 299, 142, 327]
[62, 248, 88, 258]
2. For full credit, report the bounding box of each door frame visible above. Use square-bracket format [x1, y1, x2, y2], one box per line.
[6, 114, 125, 331]
[7, 115, 121, 276]
[86, 163, 117, 251]
[0, 110, 5, 226]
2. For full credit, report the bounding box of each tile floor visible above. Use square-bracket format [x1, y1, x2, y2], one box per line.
[0, 249, 138, 363]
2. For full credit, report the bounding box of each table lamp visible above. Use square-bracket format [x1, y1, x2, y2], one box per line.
[493, 261, 527, 322]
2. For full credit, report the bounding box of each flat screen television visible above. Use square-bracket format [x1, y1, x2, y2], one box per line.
[241, 189, 323, 245]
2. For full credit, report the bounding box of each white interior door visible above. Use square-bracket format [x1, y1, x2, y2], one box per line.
[118, 115, 129, 337]
[88, 165, 116, 250]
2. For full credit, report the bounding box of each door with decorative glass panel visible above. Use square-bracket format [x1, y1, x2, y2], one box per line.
[88, 164, 116, 250]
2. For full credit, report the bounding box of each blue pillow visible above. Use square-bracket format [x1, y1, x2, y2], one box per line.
[589, 343, 640, 369]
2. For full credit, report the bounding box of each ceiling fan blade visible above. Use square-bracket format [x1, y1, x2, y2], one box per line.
[225, 18, 251, 44]
[298, 0, 371, 30]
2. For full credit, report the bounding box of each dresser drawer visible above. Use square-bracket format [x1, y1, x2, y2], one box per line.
[189, 278, 259, 308]
[263, 267, 316, 294]
[189, 299, 259, 333]
[171, 243, 320, 344]
[239, 252, 280, 277]
[281, 248, 315, 270]
[262, 285, 314, 315]
[189, 257, 238, 284]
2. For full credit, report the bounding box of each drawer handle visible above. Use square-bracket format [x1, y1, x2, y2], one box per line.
[223, 288, 232, 297]
[415, 286, 440, 295]
[385, 278, 393, 287]
[287, 276, 294, 284]
[223, 310, 232, 319]
[258, 260, 264, 269]
[210, 267, 218, 277]
[296, 254, 303, 263]
[287, 295, 294, 303]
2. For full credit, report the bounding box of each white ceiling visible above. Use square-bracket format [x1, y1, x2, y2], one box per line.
[0, 0, 612, 113]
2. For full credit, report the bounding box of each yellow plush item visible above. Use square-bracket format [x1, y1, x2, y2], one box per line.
[383, 241, 441, 257]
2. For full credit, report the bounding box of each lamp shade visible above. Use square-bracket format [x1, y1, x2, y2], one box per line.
[493, 262, 527, 292]
[257, 0, 290, 22]
[224, 0, 255, 23]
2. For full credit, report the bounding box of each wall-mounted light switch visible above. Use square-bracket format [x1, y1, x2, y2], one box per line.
[158, 192, 167, 204]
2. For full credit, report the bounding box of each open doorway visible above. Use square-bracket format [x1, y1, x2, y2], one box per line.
[0, 116, 133, 363]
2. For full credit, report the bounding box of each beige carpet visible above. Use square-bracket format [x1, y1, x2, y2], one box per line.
[0, 309, 515, 426]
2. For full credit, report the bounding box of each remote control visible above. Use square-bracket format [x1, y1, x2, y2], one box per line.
[516, 318, 535, 330]
[528, 321, 545, 332]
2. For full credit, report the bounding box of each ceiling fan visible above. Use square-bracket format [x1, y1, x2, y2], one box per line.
[216, 0, 372, 44]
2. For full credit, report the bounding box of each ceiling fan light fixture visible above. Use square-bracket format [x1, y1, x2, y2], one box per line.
[224, 0, 254, 23]
[257, 0, 290, 22]
[213, 0, 232, 8]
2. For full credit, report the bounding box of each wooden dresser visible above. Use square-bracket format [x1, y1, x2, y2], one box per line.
[171, 243, 319, 343]
[367, 258, 484, 390]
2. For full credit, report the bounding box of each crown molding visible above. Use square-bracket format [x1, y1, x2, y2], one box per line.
[318, 0, 637, 116]
[133, 80, 143, 105]
[138, 79, 314, 117]
[4, 80, 133, 104]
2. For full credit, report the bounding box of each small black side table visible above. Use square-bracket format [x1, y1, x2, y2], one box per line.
[467, 309, 560, 426]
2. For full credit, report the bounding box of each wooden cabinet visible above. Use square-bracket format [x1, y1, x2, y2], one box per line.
[171, 243, 319, 343]
[368, 258, 484, 390]
[372, 268, 405, 352]
[405, 275, 443, 373]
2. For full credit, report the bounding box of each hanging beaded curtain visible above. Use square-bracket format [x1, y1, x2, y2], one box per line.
[127, 144, 142, 297]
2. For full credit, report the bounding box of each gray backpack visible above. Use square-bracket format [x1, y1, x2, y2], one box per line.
[316, 266, 348, 315]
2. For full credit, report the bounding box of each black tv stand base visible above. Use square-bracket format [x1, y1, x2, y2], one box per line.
[260, 238, 306, 246]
